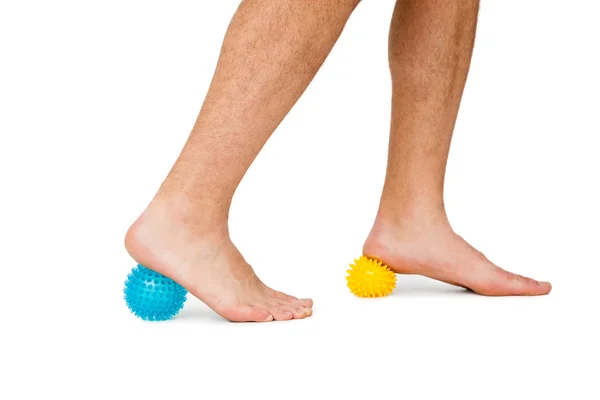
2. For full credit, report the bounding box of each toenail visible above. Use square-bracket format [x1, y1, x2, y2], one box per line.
[265, 314, 273, 322]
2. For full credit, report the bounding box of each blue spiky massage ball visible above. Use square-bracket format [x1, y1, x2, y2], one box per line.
[124, 265, 188, 321]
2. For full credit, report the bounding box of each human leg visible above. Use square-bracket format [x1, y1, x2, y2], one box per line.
[364, 0, 551, 296]
[126, 0, 361, 322]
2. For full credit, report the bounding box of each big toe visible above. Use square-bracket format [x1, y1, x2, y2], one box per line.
[480, 272, 552, 296]
[219, 304, 274, 323]
[535, 280, 552, 295]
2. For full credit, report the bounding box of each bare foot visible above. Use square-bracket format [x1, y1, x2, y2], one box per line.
[363, 218, 552, 296]
[125, 200, 313, 322]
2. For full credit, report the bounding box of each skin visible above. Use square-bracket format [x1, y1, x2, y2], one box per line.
[126, 0, 361, 322]
[126, 0, 551, 323]
[363, 0, 551, 296]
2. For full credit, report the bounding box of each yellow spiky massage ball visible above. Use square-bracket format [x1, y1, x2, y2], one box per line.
[346, 256, 397, 298]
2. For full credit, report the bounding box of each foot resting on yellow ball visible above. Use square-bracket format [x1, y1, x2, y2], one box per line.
[346, 256, 397, 298]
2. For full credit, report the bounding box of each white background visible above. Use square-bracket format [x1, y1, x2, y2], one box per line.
[1, 0, 599, 399]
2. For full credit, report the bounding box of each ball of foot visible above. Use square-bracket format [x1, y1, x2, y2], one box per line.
[346, 256, 397, 298]
[124, 264, 188, 321]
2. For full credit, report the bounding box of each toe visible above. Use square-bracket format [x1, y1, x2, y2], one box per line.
[296, 298, 313, 308]
[537, 280, 552, 294]
[272, 290, 313, 308]
[479, 271, 552, 296]
[273, 296, 313, 319]
[288, 305, 312, 319]
[265, 302, 294, 321]
[222, 305, 273, 322]
[511, 274, 552, 296]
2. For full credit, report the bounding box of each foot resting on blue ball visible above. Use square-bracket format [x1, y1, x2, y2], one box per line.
[125, 198, 313, 322]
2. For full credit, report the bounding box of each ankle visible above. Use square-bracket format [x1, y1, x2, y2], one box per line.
[375, 201, 449, 229]
[125, 195, 230, 266]
[363, 211, 451, 262]
[144, 193, 229, 233]
[367, 205, 449, 240]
